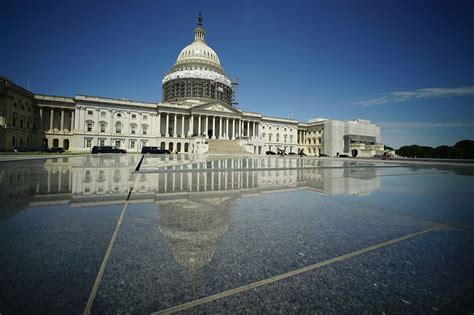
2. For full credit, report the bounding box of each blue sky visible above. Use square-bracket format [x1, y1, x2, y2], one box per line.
[2, 0, 473, 148]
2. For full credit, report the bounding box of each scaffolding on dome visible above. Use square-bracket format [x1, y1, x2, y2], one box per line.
[231, 78, 239, 106]
[162, 77, 233, 105]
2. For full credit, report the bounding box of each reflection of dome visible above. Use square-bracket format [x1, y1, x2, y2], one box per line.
[162, 14, 233, 105]
[158, 197, 233, 272]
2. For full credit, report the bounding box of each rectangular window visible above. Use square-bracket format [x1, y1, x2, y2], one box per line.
[115, 140, 121, 148]
[99, 139, 105, 146]
[100, 124, 106, 132]
[87, 110, 93, 115]
[130, 141, 135, 149]
[143, 115, 147, 120]
[101, 111, 106, 116]
[142, 126, 147, 135]
[132, 114, 136, 119]
[87, 123, 93, 132]
[86, 138, 92, 148]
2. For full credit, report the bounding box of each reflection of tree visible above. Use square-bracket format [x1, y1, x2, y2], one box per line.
[158, 195, 234, 273]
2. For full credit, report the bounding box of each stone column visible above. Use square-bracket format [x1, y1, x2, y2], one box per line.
[181, 115, 185, 137]
[232, 118, 235, 140]
[188, 114, 194, 137]
[71, 111, 75, 132]
[157, 113, 161, 136]
[205, 116, 209, 138]
[252, 122, 256, 138]
[49, 108, 54, 132]
[39, 108, 44, 131]
[60, 110, 64, 132]
[226, 118, 229, 139]
[173, 114, 177, 137]
[198, 115, 202, 136]
[219, 117, 223, 139]
[165, 113, 169, 137]
[212, 116, 216, 139]
[108, 109, 113, 135]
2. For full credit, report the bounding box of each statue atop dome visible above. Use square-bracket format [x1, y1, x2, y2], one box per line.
[198, 13, 203, 27]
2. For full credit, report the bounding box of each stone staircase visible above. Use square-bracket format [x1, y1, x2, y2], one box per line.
[206, 139, 249, 154]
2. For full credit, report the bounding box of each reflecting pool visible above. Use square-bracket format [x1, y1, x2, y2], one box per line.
[1, 155, 473, 314]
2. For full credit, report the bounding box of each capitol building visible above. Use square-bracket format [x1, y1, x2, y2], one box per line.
[0, 15, 383, 157]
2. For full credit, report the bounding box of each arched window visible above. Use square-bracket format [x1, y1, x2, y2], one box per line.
[100, 122, 106, 133]
[115, 122, 122, 134]
[130, 124, 137, 134]
[142, 124, 148, 135]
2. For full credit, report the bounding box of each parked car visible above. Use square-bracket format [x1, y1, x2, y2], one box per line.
[319, 153, 329, 157]
[265, 151, 276, 155]
[91, 146, 127, 154]
[339, 154, 350, 158]
[46, 147, 65, 153]
[13, 147, 27, 152]
[382, 152, 393, 160]
[141, 146, 171, 154]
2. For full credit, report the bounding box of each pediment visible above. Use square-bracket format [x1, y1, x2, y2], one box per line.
[193, 102, 240, 114]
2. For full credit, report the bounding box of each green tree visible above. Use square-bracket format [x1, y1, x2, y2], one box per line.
[396, 140, 474, 159]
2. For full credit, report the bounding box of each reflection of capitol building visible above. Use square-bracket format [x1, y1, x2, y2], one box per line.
[0, 155, 381, 273]
[1, 15, 383, 157]
[0, 155, 381, 213]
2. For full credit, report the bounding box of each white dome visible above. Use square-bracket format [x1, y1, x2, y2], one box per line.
[176, 41, 221, 66]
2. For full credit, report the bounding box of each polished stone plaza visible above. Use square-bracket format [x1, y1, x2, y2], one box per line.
[1, 155, 473, 314]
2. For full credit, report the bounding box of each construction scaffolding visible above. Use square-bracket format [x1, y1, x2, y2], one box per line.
[163, 78, 233, 105]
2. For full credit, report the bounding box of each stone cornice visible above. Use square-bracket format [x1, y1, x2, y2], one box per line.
[75, 95, 157, 109]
